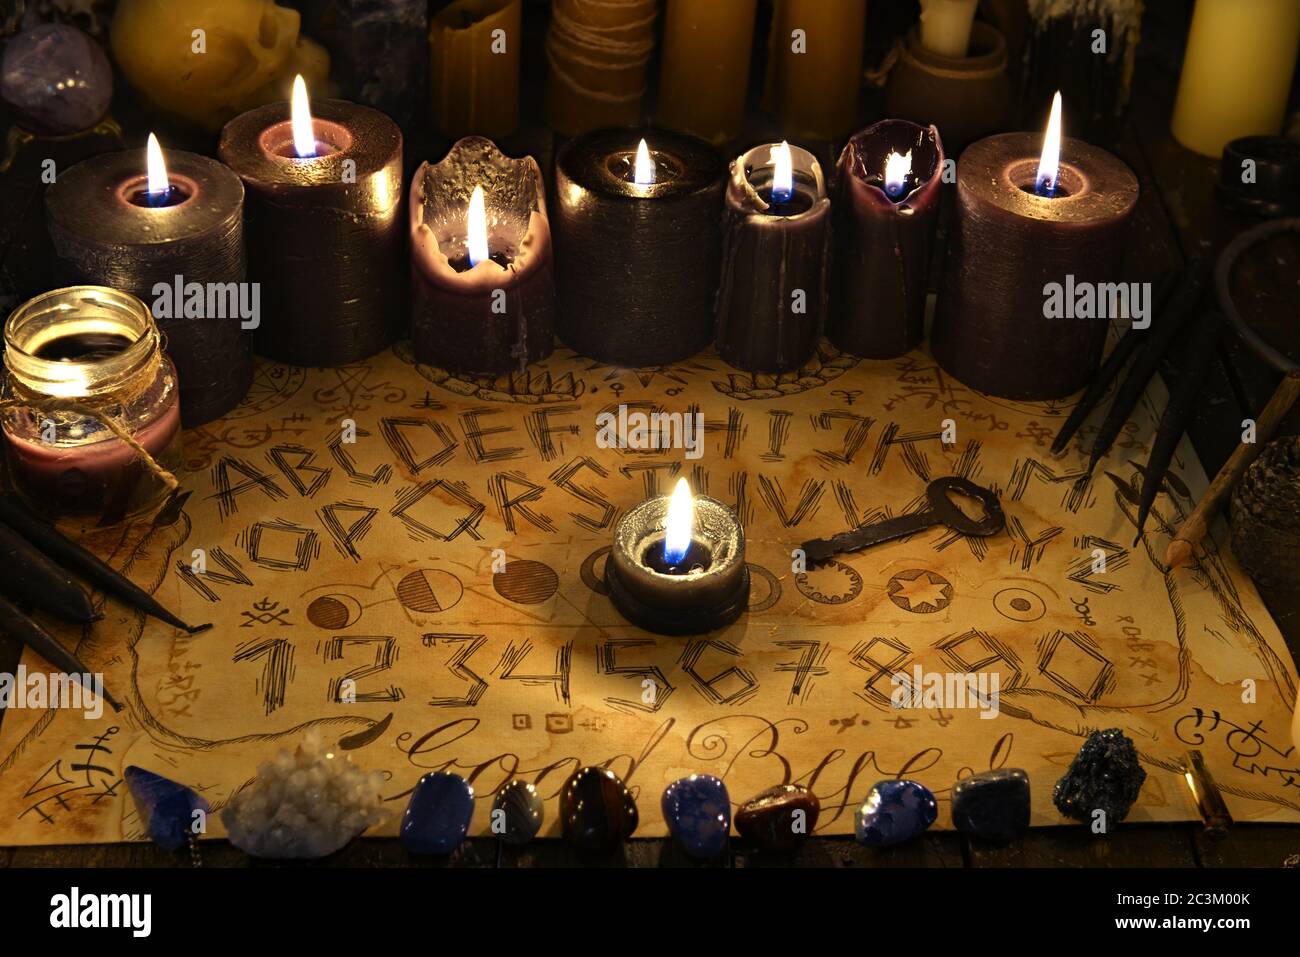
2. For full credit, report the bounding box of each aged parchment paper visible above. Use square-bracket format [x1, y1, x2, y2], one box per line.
[1, 337, 1297, 845]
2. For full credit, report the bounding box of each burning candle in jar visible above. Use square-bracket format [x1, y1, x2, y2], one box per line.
[409, 136, 555, 373]
[829, 120, 945, 359]
[932, 92, 1139, 400]
[555, 129, 725, 367]
[715, 141, 831, 373]
[0, 286, 182, 520]
[219, 75, 404, 367]
[605, 478, 749, 636]
[44, 133, 249, 426]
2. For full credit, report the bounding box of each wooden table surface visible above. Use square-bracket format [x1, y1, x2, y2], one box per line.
[1, 4, 1298, 868]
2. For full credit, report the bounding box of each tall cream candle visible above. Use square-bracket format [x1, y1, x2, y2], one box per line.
[920, 0, 978, 58]
[1171, 0, 1300, 158]
[763, 0, 867, 141]
[658, 0, 758, 146]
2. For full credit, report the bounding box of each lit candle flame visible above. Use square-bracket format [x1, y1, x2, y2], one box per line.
[1036, 91, 1063, 198]
[884, 149, 913, 199]
[291, 74, 316, 159]
[663, 477, 694, 567]
[467, 185, 490, 268]
[771, 141, 793, 205]
[634, 138, 655, 186]
[146, 133, 170, 198]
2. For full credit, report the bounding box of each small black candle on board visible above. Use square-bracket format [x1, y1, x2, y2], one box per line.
[555, 129, 725, 367]
[829, 120, 944, 359]
[219, 79, 403, 367]
[715, 141, 831, 373]
[44, 136, 249, 426]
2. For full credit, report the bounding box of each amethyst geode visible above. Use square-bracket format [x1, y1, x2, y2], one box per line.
[1053, 728, 1147, 826]
[0, 23, 112, 135]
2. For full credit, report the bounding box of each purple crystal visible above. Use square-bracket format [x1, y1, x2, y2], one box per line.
[1, 24, 112, 135]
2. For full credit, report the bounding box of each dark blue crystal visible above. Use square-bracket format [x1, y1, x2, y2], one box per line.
[123, 766, 209, 852]
[952, 768, 1031, 842]
[854, 779, 937, 847]
[661, 774, 731, 858]
[400, 771, 475, 855]
[1053, 728, 1147, 825]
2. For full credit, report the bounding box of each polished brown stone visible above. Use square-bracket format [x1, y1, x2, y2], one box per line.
[559, 767, 639, 853]
[734, 784, 820, 851]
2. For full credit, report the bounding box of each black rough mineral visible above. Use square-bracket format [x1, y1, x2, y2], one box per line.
[1053, 728, 1147, 825]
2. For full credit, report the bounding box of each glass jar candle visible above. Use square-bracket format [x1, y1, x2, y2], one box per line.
[2, 286, 182, 519]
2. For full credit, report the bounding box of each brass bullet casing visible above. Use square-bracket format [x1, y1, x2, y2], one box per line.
[1182, 749, 1232, 836]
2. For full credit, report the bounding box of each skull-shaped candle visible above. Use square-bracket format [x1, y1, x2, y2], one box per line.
[111, 0, 331, 131]
[409, 137, 555, 373]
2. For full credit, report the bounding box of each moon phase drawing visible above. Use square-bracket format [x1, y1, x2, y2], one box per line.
[396, 569, 464, 613]
[306, 593, 364, 629]
[493, 559, 560, 604]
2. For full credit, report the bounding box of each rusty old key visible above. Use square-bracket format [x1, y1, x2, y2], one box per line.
[800, 476, 1005, 564]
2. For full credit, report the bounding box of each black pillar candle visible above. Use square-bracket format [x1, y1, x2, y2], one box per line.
[44, 144, 249, 426]
[829, 120, 944, 359]
[219, 95, 403, 367]
[410, 136, 555, 374]
[555, 129, 725, 367]
[715, 142, 831, 373]
[931, 127, 1138, 400]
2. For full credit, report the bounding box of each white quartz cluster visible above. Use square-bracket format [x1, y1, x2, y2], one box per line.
[221, 729, 388, 859]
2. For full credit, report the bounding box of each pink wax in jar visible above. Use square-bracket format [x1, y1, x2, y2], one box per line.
[1, 286, 182, 520]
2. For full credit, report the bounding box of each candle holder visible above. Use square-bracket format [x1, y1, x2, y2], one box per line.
[885, 22, 1011, 157]
[45, 146, 250, 426]
[0, 286, 182, 520]
[605, 493, 749, 636]
[410, 136, 555, 374]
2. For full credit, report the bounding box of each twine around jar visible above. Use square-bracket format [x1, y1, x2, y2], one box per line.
[0, 349, 180, 493]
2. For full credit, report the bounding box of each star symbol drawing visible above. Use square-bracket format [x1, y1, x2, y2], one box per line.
[887, 569, 953, 614]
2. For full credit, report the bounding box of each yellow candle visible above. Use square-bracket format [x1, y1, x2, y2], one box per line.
[657, 0, 758, 146]
[1171, 0, 1300, 158]
[920, 0, 978, 58]
[763, 0, 867, 141]
[546, 0, 659, 136]
[429, 0, 521, 139]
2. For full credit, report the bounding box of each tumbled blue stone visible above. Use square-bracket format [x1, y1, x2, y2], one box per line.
[0, 24, 112, 135]
[123, 766, 209, 852]
[400, 772, 475, 855]
[662, 774, 731, 858]
[952, 769, 1031, 842]
[854, 779, 938, 847]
